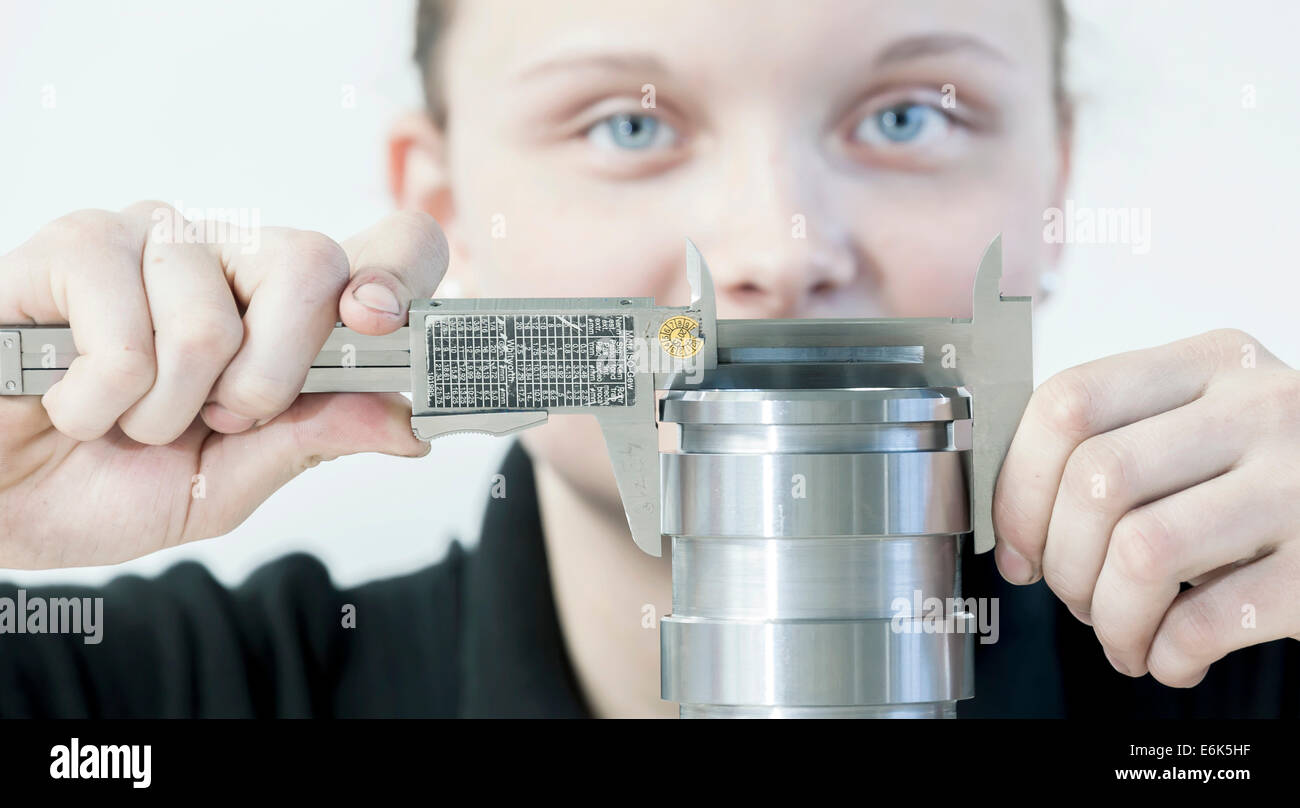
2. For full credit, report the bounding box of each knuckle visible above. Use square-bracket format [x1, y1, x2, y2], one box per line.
[124, 198, 174, 213]
[1036, 368, 1101, 439]
[222, 373, 298, 418]
[1066, 433, 1131, 506]
[1205, 326, 1254, 351]
[1190, 328, 1256, 371]
[98, 346, 157, 394]
[286, 230, 350, 277]
[265, 229, 351, 302]
[165, 308, 244, 363]
[1253, 371, 1300, 428]
[390, 210, 449, 262]
[125, 199, 178, 228]
[41, 209, 137, 255]
[1165, 595, 1222, 668]
[1041, 561, 1089, 611]
[1110, 509, 1175, 585]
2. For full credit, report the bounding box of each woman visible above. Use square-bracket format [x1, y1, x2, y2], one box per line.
[0, 0, 1296, 717]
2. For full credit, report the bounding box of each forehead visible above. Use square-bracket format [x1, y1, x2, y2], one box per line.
[441, 0, 1055, 93]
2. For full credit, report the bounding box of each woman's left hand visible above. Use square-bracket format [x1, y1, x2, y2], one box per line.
[993, 328, 1300, 685]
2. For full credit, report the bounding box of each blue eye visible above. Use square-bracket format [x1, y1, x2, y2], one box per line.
[853, 103, 949, 145]
[587, 113, 678, 151]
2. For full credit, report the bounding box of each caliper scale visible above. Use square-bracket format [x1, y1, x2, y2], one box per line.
[1, 237, 1032, 717]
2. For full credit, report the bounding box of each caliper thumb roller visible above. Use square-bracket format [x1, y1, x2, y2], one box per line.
[0, 236, 1032, 718]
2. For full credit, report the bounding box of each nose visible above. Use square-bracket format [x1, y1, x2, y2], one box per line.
[713, 228, 857, 318]
[703, 140, 858, 319]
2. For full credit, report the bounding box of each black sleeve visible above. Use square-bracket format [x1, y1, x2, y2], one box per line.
[0, 545, 467, 718]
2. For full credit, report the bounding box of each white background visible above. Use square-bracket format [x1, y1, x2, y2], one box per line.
[2, 0, 1298, 586]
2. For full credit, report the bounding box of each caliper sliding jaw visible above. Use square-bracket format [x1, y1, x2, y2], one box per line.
[407, 241, 719, 557]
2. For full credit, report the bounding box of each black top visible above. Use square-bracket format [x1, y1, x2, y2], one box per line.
[0, 442, 1294, 718]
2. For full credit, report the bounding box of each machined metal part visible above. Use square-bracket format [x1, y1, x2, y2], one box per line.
[655, 237, 1031, 554]
[660, 387, 974, 718]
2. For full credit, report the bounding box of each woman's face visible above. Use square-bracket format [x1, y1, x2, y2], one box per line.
[403, 0, 1068, 514]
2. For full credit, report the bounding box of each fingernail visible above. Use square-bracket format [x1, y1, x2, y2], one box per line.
[352, 282, 402, 315]
[997, 544, 1034, 584]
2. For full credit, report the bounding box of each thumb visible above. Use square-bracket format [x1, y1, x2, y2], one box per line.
[338, 211, 450, 335]
[183, 392, 428, 540]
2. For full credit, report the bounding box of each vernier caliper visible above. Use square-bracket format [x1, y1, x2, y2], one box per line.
[0, 238, 1030, 557]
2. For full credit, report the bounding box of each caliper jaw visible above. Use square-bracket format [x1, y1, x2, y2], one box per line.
[407, 240, 719, 557]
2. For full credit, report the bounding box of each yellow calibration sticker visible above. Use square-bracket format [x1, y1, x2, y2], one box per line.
[658, 315, 703, 359]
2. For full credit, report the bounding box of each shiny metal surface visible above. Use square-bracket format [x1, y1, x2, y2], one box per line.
[662, 450, 969, 537]
[670, 535, 961, 619]
[659, 386, 975, 718]
[676, 421, 954, 453]
[681, 703, 956, 719]
[660, 387, 970, 424]
[661, 615, 973, 706]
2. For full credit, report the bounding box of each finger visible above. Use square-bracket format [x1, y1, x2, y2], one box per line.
[117, 229, 244, 445]
[181, 392, 429, 540]
[205, 229, 352, 431]
[992, 328, 1277, 584]
[36, 208, 157, 441]
[1040, 388, 1248, 619]
[338, 211, 449, 335]
[1145, 543, 1300, 687]
[1090, 458, 1291, 676]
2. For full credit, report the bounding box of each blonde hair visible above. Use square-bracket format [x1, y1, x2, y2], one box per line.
[415, 0, 1071, 131]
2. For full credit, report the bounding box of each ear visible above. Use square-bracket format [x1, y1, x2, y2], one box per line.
[388, 110, 477, 297]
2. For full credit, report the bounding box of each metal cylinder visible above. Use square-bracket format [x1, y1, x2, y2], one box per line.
[659, 387, 975, 718]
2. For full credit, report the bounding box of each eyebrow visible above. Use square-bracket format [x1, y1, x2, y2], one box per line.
[872, 33, 1012, 67]
[512, 33, 1009, 83]
[514, 52, 671, 81]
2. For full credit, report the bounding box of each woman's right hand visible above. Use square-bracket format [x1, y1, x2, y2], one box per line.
[0, 202, 448, 569]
